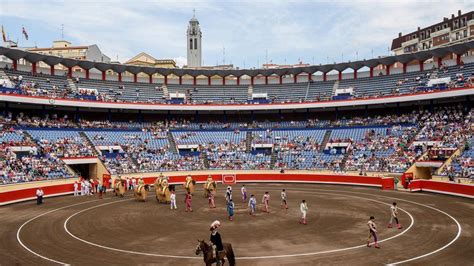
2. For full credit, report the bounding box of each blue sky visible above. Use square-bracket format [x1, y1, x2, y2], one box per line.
[1, 0, 473, 68]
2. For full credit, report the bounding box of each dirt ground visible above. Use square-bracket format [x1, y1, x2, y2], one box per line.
[0, 183, 473, 265]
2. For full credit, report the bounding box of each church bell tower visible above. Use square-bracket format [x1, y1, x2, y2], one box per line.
[187, 10, 202, 68]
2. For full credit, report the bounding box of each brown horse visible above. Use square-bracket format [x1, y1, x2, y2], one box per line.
[134, 184, 149, 202]
[195, 240, 235, 266]
[184, 179, 196, 195]
[203, 181, 217, 198]
[114, 179, 126, 197]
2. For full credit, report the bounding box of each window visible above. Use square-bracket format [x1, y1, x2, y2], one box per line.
[190, 38, 193, 50]
[194, 38, 197, 49]
[464, 30, 468, 38]
[444, 23, 448, 29]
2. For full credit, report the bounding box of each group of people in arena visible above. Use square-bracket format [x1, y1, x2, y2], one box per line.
[205, 200, 401, 263]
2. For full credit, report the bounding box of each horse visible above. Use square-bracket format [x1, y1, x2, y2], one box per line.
[156, 181, 174, 203]
[195, 240, 235, 266]
[203, 181, 217, 198]
[134, 184, 149, 201]
[114, 179, 126, 197]
[184, 179, 196, 195]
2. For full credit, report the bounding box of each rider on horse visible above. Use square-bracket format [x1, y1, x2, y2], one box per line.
[161, 177, 169, 193]
[185, 174, 193, 189]
[206, 175, 214, 190]
[137, 177, 145, 192]
[210, 220, 225, 265]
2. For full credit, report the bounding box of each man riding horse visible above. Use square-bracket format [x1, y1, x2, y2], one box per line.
[154, 173, 165, 188]
[210, 220, 225, 265]
[134, 178, 148, 202]
[184, 174, 195, 194]
[114, 176, 126, 197]
[136, 177, 145, 192]
[156, 175, 172, 203]
[195, 220, 234, 266]
[203, 175, 217, 198]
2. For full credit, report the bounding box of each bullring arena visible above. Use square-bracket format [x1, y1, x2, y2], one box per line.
[2, 2, 474, 265]
[1, 171, 473, 265]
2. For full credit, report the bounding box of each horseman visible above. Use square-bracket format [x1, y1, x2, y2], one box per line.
[204, 175, 216, 197]
[137, 177, 145, 192]
[160, 177, 170, 195]
[155, 173, 165, 187]
[184, 174, 195, 194]
[210, 220, 225, 265]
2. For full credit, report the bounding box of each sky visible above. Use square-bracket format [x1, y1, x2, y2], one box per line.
[1, 0, 473, 68]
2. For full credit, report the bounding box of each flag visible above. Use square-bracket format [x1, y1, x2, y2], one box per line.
[22, 27, 29, 40]
[1, 25, 6, 42]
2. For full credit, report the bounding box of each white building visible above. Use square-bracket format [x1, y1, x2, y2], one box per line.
[186, 12, 202, 68]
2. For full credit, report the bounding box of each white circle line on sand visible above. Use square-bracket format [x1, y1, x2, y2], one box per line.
[291, 188, 463, 265]
[16, 198, 105, 266]
[304, 188, 462, 266]
[63, 190, 414, 260]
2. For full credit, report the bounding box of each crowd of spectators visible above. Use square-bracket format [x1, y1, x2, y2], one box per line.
[35, 135, 95, 158]
[0, 105, 473, 184]
[0, 145, 73, 184]
[2, 62, 473, 106]
[344, 125, 419, 173]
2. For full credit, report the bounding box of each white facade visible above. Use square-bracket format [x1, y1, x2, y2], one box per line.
[186, 14, 202, 68]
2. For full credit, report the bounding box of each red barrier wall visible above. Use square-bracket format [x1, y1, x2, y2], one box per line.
[0, 183, 74, 205]
[142, 174, 386, 187]
[409, 180, 474, 198]
[2, 174, 386, 205]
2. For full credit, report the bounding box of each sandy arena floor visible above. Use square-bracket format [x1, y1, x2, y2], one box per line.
[1, 183, 473, 265]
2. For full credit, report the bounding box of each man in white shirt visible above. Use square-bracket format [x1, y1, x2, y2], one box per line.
[73, 181, 79, 196]
[281, 189, 288, 209]
[84, 180, 90, 195]
[299, 200, 308, 225]
[126, 178, 131, 191]
[36, 188, 44, 205]
[170, 190, 177, 210]
[262, 192, 270, 213]
[248, 194, 257, 216]
[241, 185, 247, 202]
[80, 180, 85, 196]
[388, 202, 402, 229]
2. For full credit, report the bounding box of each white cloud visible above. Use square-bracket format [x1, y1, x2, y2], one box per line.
[173, 56, 187, 67]
[1, 0, 473, 67]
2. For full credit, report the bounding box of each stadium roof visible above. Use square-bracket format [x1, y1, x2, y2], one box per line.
[1, 41, 474, 77]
